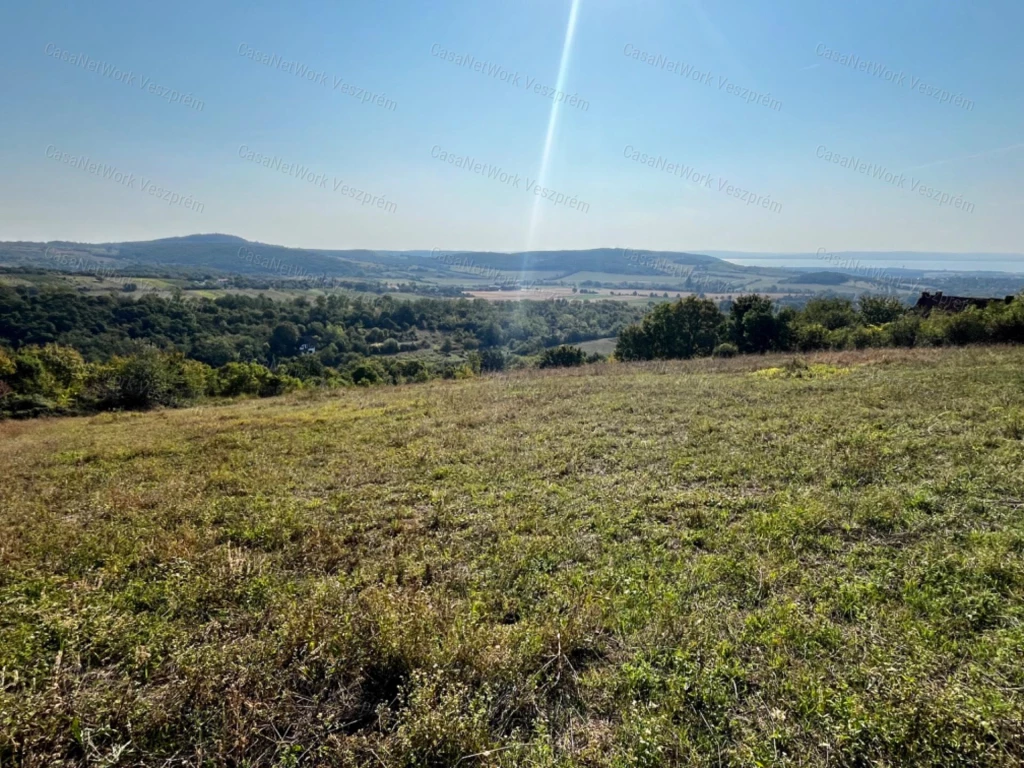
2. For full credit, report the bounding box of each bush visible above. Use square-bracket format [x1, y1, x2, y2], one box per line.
[100, 353, 176, 409]
[712, 342, 738, 358]
[257, 371, 300, 397]
[478, 349, 507, 372]
[852, 325, 888, 349]
[1, 394, 61, 418]
[171, 356, 213, 402]
[0, 348, 15, 379]
[984, 300, 1024, 343]
[803, 297, 857, 330]
[616, 297, 725, 361]
[920, 310, 988, 347]
[216, 362, 266, 397]
[538, 345, 586, 369]
[215, 361, 299, 398]
[392, 359, 432, 383]
[350, 360, 388, 386]
[859, 295, 906, 325]
[795, 323, 829, 352]
[884, 314, 921, 347]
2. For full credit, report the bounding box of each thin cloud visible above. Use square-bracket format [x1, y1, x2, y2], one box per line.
[798, 63, 820, 71]
[901, 142, 1024, 173]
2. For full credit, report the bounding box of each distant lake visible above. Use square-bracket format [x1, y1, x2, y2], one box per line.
[720, 255, 1024, 274]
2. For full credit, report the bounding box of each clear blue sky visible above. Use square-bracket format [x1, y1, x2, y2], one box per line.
[2, 0, 1022, 255]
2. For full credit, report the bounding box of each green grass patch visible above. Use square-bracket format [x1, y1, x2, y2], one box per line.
[1, 347, 1023, 765]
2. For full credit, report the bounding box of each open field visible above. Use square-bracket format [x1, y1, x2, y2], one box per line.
[2, 347, 1024, 766]
[575, 337, 619, 356]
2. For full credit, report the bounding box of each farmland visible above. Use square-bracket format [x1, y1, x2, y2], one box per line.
[2, 347, 1024, 766]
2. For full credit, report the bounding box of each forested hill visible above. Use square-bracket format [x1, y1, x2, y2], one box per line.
[0, 235, 721, 279]
[0, 285, 644, 365]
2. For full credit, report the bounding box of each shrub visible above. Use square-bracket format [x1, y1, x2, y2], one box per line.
[884, 314, 921, 347]
[803, 297, 857, 330]
[0, 348, 15, 379]
[171, 355, 213, 402]
[350, 360, 388, 386]
[920, 310, 988, 346]
[538, 345, 586, 369]
[859, 295, 906, 325]
[712, 342, 738, 358]
[216, 362, 266, 397]
[852, 325, 888, 349]
[985, 300, 1024, 343]
[257, 371, 300, 397]
[87, 352, 177, 410]
[827, 327, 854, 350]
[8, 352, 51, 397]
[478, 349, 507, 372]
[795, 323, 829, 352]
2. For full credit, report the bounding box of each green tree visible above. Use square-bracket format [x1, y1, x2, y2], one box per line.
[269, 322, 300, 359]
[617, 297, 724, 361]
[859, 295, 906, 325]
[730, 294, 775, 353]
[0, 348, 14, 379]
[803, 297, 857, 330]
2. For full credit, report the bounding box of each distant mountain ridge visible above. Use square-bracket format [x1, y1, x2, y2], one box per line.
[0, 235, 725, 279]
[2, 237, 1022, 299]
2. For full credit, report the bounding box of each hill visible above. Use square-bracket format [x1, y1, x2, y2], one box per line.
[0, 237, 723, 280]
[781, 270, 851, 285]
[4, 237, 1022, 301]
[3, 346, 1023, 766]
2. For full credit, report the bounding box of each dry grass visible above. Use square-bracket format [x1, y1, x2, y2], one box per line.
[2, 346, 1024, 766]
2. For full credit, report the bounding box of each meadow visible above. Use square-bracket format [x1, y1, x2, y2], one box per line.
[2, 346, 1023, 766]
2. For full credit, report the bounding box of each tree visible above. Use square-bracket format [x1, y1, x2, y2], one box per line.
[103, 351, 175, 409]
[191, 338, 238, 368]
[730, 294, 775, 353]
[350, 360, 388, 386]
[859, 295, 906, 325]
[615, 323, 652, 361]
[269, 322, 300, 359]
[35, 344, 86, 402]
[803, 297, 857, 330]
[617, 297, 724, 361]
[479, 348, 507, 372]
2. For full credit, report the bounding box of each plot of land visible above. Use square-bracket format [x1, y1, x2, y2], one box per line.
[2, 347, 1023, 766]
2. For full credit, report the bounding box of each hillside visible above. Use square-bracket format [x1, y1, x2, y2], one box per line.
[2, 347, 1023, 766]
[0, 237, 724, 281]
[5, 238, 1023, 305]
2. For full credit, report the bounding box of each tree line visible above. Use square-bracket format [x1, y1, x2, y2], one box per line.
[0, 286, 642, 417]
[615, 294, 1024, 361]
[0, 285, 641, 364]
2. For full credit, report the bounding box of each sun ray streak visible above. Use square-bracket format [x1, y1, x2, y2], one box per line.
[520, 0, 582, 289]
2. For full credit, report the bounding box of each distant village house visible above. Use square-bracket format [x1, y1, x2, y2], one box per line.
[915, 291, 1016, 314]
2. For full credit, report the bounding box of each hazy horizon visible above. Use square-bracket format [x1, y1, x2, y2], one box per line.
[3, 0, 1022, 255]
[9, 231, 1024, 274]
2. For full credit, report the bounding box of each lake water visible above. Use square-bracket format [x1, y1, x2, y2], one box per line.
[719, 255, 1024, 274]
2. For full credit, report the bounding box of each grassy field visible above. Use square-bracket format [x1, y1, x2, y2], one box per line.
[2, 347, 1024, 766]
[575, 337, 619, 356]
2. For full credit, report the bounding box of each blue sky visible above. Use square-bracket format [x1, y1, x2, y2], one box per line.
[2, 0, 1022, 256]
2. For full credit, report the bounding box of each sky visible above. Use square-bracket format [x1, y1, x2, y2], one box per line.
[1, 0, 1022, 258]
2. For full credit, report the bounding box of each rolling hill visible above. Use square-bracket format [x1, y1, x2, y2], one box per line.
[2, 236, 1022, 300]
